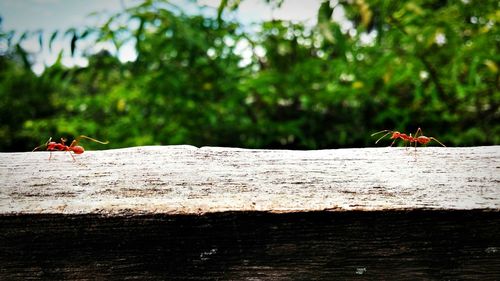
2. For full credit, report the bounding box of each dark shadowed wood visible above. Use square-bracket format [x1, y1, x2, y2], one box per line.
[0, 146, 499, 279]
[1, 211, 499, 280]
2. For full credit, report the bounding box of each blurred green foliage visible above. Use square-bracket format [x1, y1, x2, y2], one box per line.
[0, 0, 498, 151]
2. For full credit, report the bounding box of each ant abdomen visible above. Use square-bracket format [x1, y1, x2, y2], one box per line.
[71, 146, 85, 154]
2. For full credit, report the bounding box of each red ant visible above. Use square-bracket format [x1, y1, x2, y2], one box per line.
[33, 135, 109, 161]
[371, 128, 445, 150]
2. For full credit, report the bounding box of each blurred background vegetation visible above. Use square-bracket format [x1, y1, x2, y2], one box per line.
[0, 0, 498, 151]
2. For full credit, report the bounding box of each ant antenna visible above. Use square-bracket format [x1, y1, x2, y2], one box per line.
[430, 137, 446, 147]
[77, 135, 109, 144]
[71, 135, 109, 147]
[371, 130, 393, 144]
[32, 137, 52, 152]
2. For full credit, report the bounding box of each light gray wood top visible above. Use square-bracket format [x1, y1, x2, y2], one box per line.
[1, 146, 499, 215]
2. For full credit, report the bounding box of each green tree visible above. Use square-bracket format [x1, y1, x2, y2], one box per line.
[0, 0, 498, 151]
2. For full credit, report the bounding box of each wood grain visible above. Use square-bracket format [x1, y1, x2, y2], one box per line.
[1, 146, 499, 279]
[1, 146, 499, 215]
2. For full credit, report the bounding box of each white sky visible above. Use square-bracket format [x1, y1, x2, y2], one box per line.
[0, 0, 323, 73]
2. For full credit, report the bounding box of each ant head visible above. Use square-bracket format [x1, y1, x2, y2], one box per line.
[390, 131, 401, 139]
[71, 145, 85, 154]
[47, 142, 57, 149]
[42, 137, 55, 148]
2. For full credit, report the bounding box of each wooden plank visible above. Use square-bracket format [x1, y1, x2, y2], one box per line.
[1, 146, 499, 214]
[1, 211, 499, 280]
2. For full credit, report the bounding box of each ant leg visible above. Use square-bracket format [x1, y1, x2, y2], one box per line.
[430, 137, 446, 147]
[65, 151, 76, 161]
[414, 139, 419, 159]
[413, 128, 422, 159]
[389, 138, 398, 147]
[414, 127, 423, 138]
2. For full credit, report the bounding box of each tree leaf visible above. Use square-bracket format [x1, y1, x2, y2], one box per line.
[49, 31, 58, 51]
[19, 31, 29, 42]
[217, 0, 228, 23]
[80, 29, 91, 39]
[15, 44, 30, 69]
[37, 30, 43, 51]
[317, 0, 333, 25]
[70, 32, 77, 57]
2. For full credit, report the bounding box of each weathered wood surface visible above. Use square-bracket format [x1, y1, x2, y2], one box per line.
[1, 146, 499, 214]
[1, 146, 500, 279]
